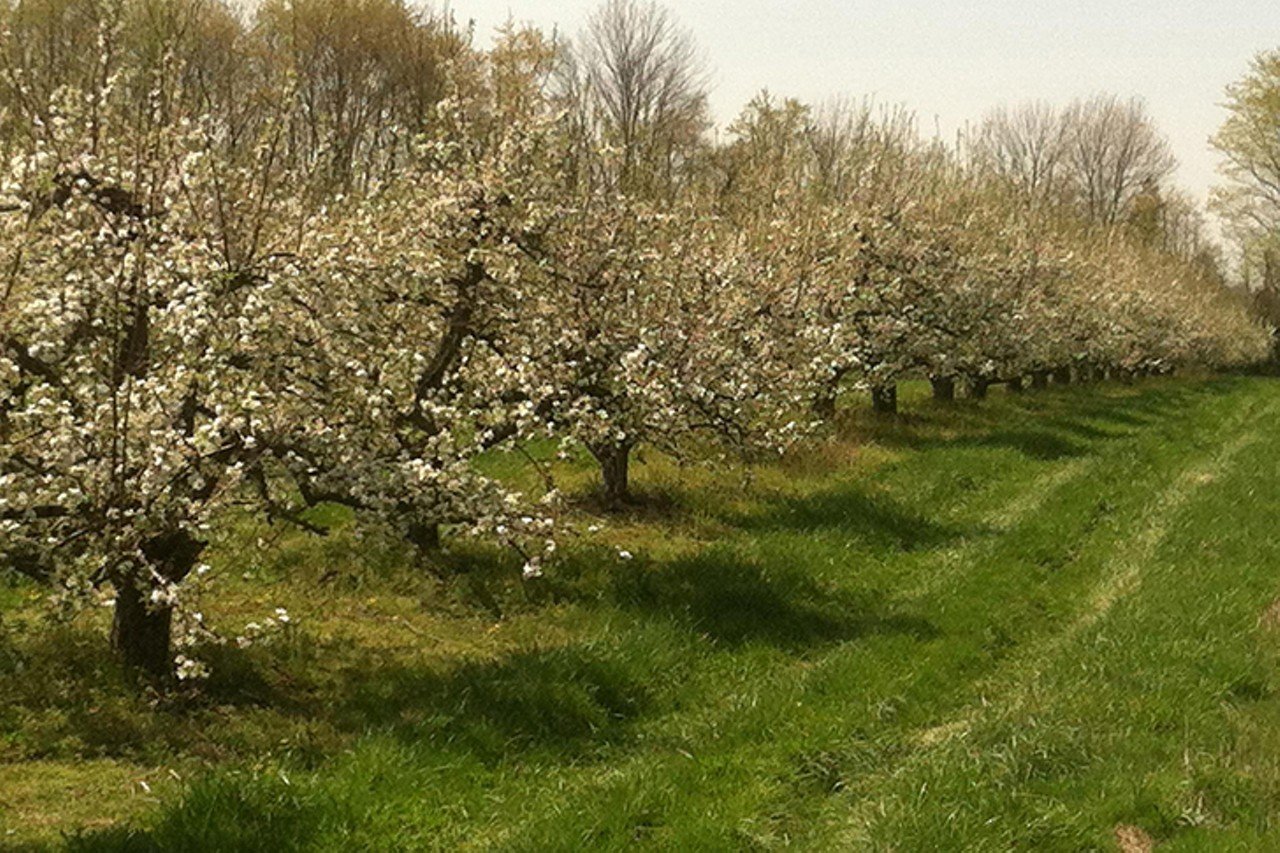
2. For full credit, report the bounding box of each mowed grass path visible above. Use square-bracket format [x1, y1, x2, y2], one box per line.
[4, 376, 1280, 850]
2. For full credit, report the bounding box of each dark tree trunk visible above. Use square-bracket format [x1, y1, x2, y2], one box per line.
[1007, 376, 1024, 394]
[1030, 370, 1049, 390]
[968, 376, 990, 400]
[112, 530, 204, 682]
[112, 580, 174, 680]
[591, 442, 632, 509]
[812, 382, 839, 420]
[812, 368, 849, 420]
[1052, 366, 1072, 385]
[930, 375, 956, 402]
[408, 521, 441, 556]
[871, 383, 898, 415]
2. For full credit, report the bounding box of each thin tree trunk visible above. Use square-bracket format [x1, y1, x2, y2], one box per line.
[930, 375, 956, 403]
[1007, 376, 1024, 394]
[871, 383, 898, 415]
[968, 376, 990, 400]
[591, 442, 632, 509]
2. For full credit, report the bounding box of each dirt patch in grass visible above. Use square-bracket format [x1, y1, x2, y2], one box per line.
[1114, 824, 1155, 852]
[1260, 599, 1280, 631]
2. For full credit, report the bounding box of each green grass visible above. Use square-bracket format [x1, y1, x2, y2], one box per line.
[3, 377, 1280, 850]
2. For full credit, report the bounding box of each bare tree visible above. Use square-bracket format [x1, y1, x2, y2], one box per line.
[0, 0, 252, 155]
[255, 0, 462, 191]
[560, 0, 709, 194]
[966, 102, 1068, 209]
[1061, 94, 1176, 226]
[808, 97, 918, 207]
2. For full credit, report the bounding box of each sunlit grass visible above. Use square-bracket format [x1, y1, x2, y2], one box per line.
[4, 376, 1280, 850]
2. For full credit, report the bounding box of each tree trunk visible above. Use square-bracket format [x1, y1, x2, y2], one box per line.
[112, 579, 174, 681]
[1030, 370, 1049, 390]
[1007, 376, 1024, 394]
[112, 530, 205, 682]
[812, 381, 839, 420]
[1052, 366, 1072, 385]
[930, 375, 956, 402]
[407, 521, 442, 570]
[871, 383, 897, 415]
[408, 521, 441, 554]
[812, 368, 849, 420]
[591, 442, 632, 509]
[968, 376, 990, 400]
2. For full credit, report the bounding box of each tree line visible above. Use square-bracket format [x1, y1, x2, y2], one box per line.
[0, 0, 1272, 680]
[1211, 47, 1280, 357]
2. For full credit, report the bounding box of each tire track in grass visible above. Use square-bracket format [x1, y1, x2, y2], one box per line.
[898, 456, 1095, 603]
[900, 382, 1264, 608]
[829, 396, 1277, 847]
[468, 387, 1258, 851]
[985, 456, 1094, 529]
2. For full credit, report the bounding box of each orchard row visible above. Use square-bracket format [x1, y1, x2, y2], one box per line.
[0, 0, 1270, 678]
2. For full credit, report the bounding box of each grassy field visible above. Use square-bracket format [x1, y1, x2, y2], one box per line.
[3, 376, 1280, 850]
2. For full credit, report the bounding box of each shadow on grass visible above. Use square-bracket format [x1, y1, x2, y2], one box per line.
[0, 476, 950, 778]
[224, 533, 941, 766]
[0, 616, 331, 766]
[944, 429, 1087, 461]
[327, 644, 654, 761]
[729, 480, 971, 551]
[310, 551, 938, 759]
[570, 482, 687, 520]
[610, 552, 939, 651]
[854, 380, 1214, 463]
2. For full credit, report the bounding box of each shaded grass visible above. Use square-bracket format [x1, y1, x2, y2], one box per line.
[3, 375, 1280, 849]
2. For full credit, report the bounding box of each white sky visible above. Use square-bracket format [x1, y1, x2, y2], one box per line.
[448, 0, 1280, 219]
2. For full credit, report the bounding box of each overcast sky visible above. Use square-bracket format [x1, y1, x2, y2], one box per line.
[448, 0, 1280, 217]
